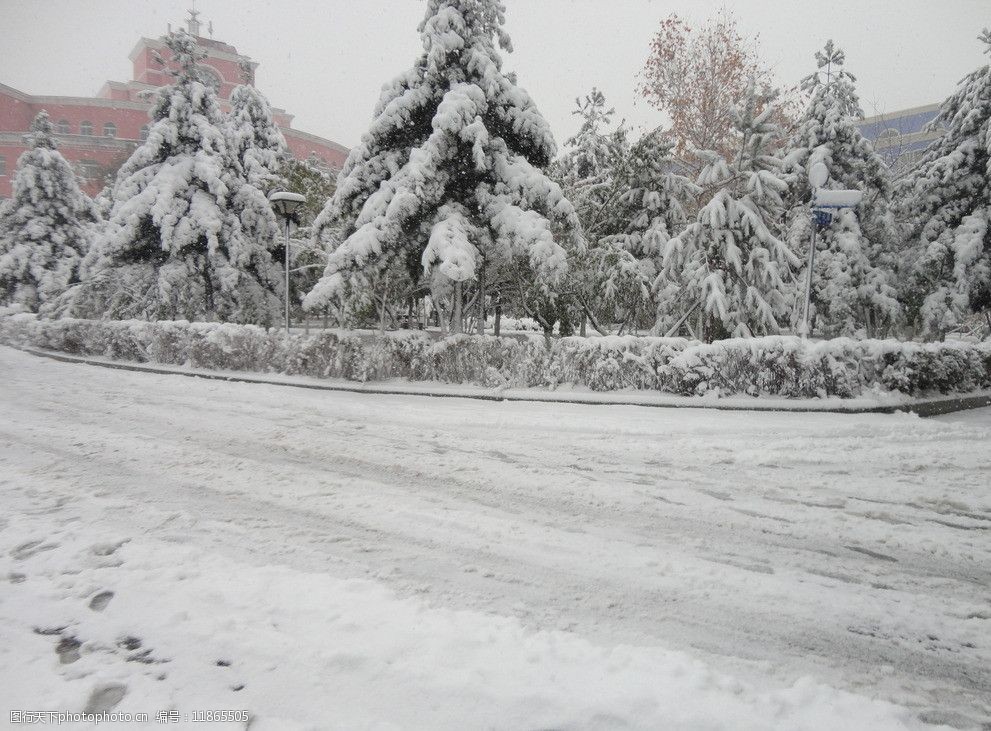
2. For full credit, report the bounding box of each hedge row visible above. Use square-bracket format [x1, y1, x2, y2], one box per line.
[2, 314, 990, 399]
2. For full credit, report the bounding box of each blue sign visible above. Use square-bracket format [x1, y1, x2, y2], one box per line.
[813, 208, 833, 229]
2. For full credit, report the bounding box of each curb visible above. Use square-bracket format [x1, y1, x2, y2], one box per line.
[15, 346, 991, 416]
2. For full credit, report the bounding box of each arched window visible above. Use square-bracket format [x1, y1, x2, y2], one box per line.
[57, 119, 71, 134]
[196, 64, 223, 92]
[879, 128, 900, 140]
[139, 124, 150, 141]
[103, 122, 117, 138]
[80, 120, 93, 136]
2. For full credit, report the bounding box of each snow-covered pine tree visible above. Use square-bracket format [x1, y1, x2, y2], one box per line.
[304, 0, 580, 334]
[556, 88, 622, 206]
[662, 87, 799, 342]
[0, 111, 97, 313]
[555, 91, 697, 334]
[77, 30, 283, 324]
[553, 89, 637, 333]
[604, 129, 697, 334]
[902, 29, 991, 338]
[606, 130, 696, 266]
[228, 67, 288, 192]
[782, 41, 900, 338]
[225, 76, 289, 320]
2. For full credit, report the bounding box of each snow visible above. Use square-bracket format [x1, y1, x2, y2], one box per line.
[813, 188, 865, 208]
[2, 345, 989, 729]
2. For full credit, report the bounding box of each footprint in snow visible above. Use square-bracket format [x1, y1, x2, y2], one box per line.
[91, 541, 127, 557]
[118, 636, 142, 651]
[83, 683, 127, 714]
[10, 539, 59, 560]
[89, 591, 114, 611]
[55, 637, 83, 665]
[56, 636, 82, 664]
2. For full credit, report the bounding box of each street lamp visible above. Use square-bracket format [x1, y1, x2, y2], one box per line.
[800, 162, 863, 338]
[269, 190, 307, 334]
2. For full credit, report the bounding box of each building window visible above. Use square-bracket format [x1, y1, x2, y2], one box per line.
[77, 160, 101, 179]
[80, 120, 93, 136]
[57, 119, 71, 134]
[103, 122, 117, 138]
[0, 155, 6, 176]
[140, 124, 149, 141]
[196, 64, 223, 92]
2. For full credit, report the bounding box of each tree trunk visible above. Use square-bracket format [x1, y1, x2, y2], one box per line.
[477, 264, 486, 336]
[452, 281, 463, 334]
[202, 256, 216, 322]
[580, 313, 587, 337]
[494, 293, 502, 337]
[438, 301, 448, 334]
[378, 281, 389, 335]
[576, 298, 608, 336]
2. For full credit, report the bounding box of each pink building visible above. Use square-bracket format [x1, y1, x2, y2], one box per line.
[0, 10, 348, 198]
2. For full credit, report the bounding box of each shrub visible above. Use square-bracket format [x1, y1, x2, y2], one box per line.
[2, 315, 989, 400]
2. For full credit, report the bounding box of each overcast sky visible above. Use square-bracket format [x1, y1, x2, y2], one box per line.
[2, 0, 987, 149]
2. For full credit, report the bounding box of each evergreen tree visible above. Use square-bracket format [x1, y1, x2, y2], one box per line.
[280, 155, 337, 227]
[0, 111, 97, 312]
[903, 29, 991, 337]
[782, 41, 901, 338]
[555, 91, 696, 334]
[228, 73, 288, 191]
[556, 88, 621, 200]
[78, 30, 283, 324]
[662, 87, 798, 341]
[304, 0, 580, 333]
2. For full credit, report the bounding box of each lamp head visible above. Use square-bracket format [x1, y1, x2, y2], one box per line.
[269, 190, 307, 219]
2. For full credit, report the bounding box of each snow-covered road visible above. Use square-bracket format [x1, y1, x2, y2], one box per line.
[1, 346, 989, 730]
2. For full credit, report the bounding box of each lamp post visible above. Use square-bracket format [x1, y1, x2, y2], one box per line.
[269, 190, 307, 334]
[800, 162, 863, 339]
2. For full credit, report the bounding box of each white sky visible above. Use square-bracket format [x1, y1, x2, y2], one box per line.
[1, 0, 987, 149]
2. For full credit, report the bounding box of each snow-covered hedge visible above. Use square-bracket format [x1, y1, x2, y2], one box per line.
[3, 315, 990, 399]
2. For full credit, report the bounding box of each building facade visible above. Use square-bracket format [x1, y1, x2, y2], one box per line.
[856, 103, 942, 176]
[0, 10, 348, 198]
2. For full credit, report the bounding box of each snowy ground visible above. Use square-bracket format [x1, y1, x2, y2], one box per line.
[1, 346, 989, 730]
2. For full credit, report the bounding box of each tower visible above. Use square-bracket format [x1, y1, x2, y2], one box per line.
[186, 7, 201, 37]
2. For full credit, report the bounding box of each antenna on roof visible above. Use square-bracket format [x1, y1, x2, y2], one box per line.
[208, 20, 214, 38]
